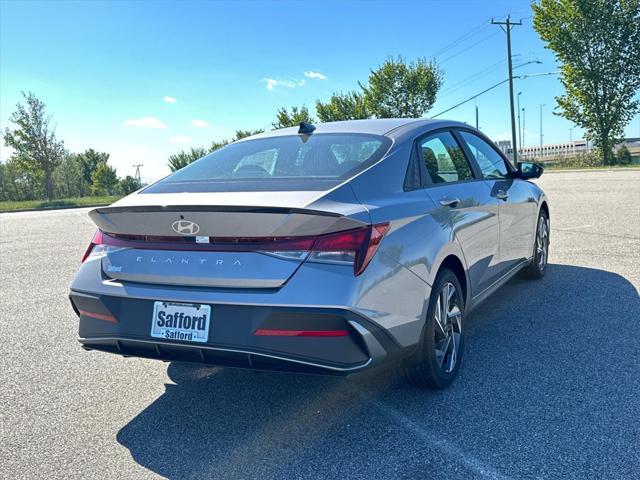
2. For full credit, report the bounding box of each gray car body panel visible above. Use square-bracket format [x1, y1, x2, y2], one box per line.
[71, 118, 548, 371]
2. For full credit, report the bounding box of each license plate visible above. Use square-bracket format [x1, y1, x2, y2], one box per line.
[150, 301, 211, 343]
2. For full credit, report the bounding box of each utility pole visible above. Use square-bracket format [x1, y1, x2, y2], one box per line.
[475, 105, 479, 129]
[133, 164, 143, 184]
[492, 15, 522, 165]
[517, 91, 522, 156]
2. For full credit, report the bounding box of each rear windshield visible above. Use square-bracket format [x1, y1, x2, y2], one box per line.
[144, 133, 391, 193]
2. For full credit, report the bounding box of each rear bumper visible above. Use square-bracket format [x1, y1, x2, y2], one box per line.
[71, 291, 403, 375]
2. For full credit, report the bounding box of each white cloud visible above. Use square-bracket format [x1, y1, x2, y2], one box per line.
[123, 116, 168, 128]
[261, 77, 306, 91]
[263, 78, 278, 91]
[190, 119, 211, 128]
[169, 135, 192, 144]
[163, 96, 177, 104]
[304, 71, 327, 80]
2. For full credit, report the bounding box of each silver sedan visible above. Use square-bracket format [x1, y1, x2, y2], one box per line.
[70, 118, 549, 389]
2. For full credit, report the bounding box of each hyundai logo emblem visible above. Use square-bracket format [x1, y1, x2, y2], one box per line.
[171, 220, 200, 235]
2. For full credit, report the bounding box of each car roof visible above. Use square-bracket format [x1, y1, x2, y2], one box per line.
[246, 118, 471, 141]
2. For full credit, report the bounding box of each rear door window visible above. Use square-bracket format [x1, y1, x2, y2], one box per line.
[418, 132, 474, 184]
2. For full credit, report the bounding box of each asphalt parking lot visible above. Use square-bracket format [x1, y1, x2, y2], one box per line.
[1, 169, 639, 480]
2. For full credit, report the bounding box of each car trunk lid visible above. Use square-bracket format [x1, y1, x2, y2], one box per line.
[87, 189, 369, 288]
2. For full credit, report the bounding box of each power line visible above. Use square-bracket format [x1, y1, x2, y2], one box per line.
[427, 13, 531, 66]
[440, 59, 541, 99]
[431, 71, 560, 119]
[429, 20, 491, 59]
[432, 79, 511, 118]
[439, 59, 506, 97]
[439, 31, 501, 64]
[441, 59, 541, 99]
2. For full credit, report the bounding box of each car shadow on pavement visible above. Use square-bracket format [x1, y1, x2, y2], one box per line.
[116, 264, 640, 480]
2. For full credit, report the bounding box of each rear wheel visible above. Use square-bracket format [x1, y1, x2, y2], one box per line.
[401, 269, 464, 389]
[521, 210, 549, 279]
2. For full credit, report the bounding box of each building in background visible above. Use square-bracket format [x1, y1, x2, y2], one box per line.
[490, 136, 640, 163]
[621, 138, 640, 159]
[519, 140, 588, 160]
[496, 140, 512, 158]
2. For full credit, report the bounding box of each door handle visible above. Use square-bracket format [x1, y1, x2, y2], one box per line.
[439, 197, 460, 208]
[496, 190, 509, 201]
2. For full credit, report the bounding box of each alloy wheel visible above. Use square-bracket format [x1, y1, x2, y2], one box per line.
[433, 282, 462, 373]
[536, 215, 549, 270]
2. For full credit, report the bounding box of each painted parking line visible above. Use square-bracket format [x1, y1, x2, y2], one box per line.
[348, 383, 511, 480]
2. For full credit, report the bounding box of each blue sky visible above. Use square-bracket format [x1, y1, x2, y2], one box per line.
[1, 0, 639, 180]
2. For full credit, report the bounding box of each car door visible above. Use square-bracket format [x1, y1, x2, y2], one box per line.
[456, 130, 537, 273]
[416, 130, 501, 296]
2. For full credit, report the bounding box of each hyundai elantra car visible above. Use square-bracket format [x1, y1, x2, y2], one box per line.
[70, 118, 549, 388]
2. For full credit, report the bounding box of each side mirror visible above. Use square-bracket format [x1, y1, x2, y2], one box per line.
[516, 162, 543, 179]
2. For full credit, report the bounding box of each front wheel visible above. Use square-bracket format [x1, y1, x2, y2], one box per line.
[400, 268, 464, 389]
[521, 210, 549, 279]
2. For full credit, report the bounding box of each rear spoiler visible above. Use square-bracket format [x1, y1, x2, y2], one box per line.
[88, 204, 364, 238]
[90, 205, 342, 217]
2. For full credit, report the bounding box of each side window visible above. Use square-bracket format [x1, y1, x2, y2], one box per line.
[459, 131, 509, 179]
[418, 131, 474, 184]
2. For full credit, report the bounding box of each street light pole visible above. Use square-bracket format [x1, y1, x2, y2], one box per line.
[522, 107, 526, 149]
[517, 91, 522, 156]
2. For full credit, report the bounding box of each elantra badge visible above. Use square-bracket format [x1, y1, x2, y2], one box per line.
[171, 220, 200, 235]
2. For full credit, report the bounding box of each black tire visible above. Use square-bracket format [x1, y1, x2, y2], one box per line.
[521, 209, 549, 280]
[400, 268, 465, 389]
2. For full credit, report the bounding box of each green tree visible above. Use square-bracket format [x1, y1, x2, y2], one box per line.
[53, 154, 87, 198]
[74, 149, 110, 185]
[533, 0, 640, 164]
[209, 129, 264, 153]
[209, 139, 231, 153]
[315, 57, 443, 122]
[362, 56, 443, 118]
[616, 145, 632, 165]
[3, 92, 67, 199]
[118, 175, 142, 195]
[0, 159, 43, 201]
[168, 147, 209, 172]
[168, 130, 266, 171]
[272, 106, 314, 129]
[233, 129, 264, 140]
[316, 91, 370, 122]
[91, 162, 118, 195]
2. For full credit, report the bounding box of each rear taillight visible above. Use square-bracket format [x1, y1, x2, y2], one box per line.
[81, 229, 103, 263]
[88, 223, 390, 275]
[308, 222, 389, 275]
